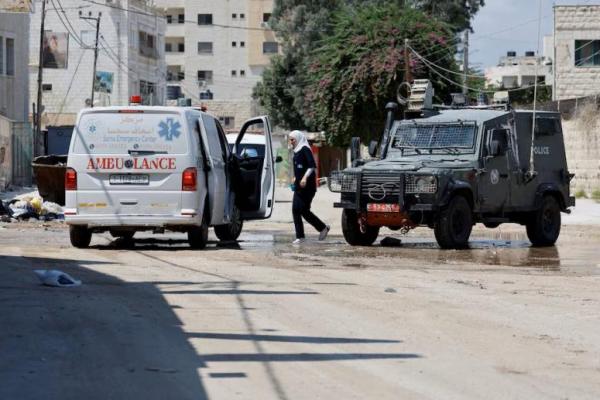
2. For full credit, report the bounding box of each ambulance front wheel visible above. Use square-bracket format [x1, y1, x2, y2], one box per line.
[214, 205, 243, 241]
[70, 225, 92, 248]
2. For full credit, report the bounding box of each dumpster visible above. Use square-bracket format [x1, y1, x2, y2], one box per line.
[32, 155, 68, 206]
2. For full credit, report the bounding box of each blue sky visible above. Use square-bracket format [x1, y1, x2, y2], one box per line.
[470, 0, 600, 68]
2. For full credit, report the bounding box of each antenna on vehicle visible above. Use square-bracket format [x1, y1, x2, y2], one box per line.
[526, 0, 543, 182]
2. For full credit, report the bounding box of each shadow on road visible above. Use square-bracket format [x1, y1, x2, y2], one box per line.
[0, 253, 420, 400]
[0, 255, 210, 400]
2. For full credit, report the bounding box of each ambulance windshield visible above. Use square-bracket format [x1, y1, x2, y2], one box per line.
[73, 112, 188, 155]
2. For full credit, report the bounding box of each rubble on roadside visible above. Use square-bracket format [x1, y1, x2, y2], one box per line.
[0, 190, 64, 223]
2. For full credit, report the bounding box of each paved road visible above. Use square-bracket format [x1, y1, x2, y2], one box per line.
[1, 190, 600, 400]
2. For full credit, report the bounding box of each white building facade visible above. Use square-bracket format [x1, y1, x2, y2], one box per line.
[29, 0, 167, 127]
[154, 0, 279, 131]
[0, 6, 31, 187]
[554, 5, 600, 101]
[485, 47, 553, 90]
[0, 10, 29, 122]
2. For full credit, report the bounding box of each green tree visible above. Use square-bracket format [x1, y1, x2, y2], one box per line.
[254, 0, 486, 138]
[303, 4, 458, 145]
[410, 0, 485, 32]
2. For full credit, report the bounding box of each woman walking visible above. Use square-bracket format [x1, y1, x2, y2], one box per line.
[289, 130, 330, 245]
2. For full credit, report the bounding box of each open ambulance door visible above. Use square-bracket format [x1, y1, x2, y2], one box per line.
[232, 116, 275, 220]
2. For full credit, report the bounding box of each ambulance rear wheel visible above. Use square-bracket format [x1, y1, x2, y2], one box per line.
[214, 205, 243, 241]
[188, 213, 209, 249]
[70, 225, 92, 248]
[342, 209, 379, 246]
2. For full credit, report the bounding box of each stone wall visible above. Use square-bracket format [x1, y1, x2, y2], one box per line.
[554, 6, 600, 100]
[562, 103, 600, 195]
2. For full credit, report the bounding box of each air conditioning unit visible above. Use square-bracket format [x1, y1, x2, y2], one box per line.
[260, 21, 270, 29]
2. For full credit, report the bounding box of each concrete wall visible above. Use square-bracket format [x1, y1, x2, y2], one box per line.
[0, 12, 29, 122]
[554, 5, 600, 100]
[562, 104, 600, 194]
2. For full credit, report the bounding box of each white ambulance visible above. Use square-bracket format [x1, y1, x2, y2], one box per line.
[64, 106, 275, 249]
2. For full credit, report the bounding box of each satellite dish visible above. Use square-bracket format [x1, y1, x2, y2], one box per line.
[396, 82, 411, 106]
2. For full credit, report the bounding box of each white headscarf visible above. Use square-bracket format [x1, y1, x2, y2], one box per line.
[289, 130, 311, 154]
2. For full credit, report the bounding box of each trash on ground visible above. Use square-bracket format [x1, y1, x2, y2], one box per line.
[380, 237, 402, 247]
[34, 270, 82, 287]
[3, 191, 64, 222]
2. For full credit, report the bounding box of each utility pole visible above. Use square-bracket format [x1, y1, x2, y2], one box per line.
[35, 0, 47, 157]
[462, 29, 469, 96]
[80, 12, 101, 108]
[404, 38, 412, 84]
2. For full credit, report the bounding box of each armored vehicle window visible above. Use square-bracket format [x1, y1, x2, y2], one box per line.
[391, 122, 476, 152]
[535, 118, 560, 137]
[489, 129, 509, 156]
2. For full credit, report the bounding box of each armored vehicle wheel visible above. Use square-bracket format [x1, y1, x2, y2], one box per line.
[70, 225, 92, 248]
[214, 205, 243, 241]
[434, 196, 473, 249]
[342, 209, 379, 246]
[188, 213, 209, 249]
[526, 195, 561, 247]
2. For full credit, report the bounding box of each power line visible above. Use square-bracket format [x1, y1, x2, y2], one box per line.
[410, 46, 485, 79]
[410, 47, 549, 94]
[49, 0, 84, 47]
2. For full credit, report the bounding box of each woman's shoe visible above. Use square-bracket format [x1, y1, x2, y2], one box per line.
[318, 225, 330, 241]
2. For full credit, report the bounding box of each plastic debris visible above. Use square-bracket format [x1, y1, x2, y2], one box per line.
[34, 270, 82, 287]
[2, 191, 64, 222]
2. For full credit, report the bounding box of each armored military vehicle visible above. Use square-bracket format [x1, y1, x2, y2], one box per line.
[329, 103, 575, 249]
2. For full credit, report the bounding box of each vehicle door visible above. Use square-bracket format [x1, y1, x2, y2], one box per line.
[67, 109, 189, 218]
[478, 127, 511, 213]
[199, 114, 228, 225]
[231, 116, 275, 219]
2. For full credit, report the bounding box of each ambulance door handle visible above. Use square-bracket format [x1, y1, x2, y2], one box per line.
[120, 199, 138, 205]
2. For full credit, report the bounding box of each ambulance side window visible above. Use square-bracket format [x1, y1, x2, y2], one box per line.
[215, 120, 230, 162]
[203, 116, 224, 162]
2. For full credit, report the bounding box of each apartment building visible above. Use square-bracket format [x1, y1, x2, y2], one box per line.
[554, 5, 600, 100]
[0, 6, 31, 187]
[485, 45, 553, 90]
[29, 0, 167, 128]
[155, 0, 279, 130]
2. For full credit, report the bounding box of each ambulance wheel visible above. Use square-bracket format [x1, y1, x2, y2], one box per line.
[214, 205, 243, 241]
[434, 195, 472, 249]
[526, 195, 561, 247]
[70, 225, 92, 248]
[342, 209, 379, 246]
[188, 214, 209, 249]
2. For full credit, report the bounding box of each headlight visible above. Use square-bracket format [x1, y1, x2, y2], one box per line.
[406, 175, 437, 194]
[328, 171, 358, 193]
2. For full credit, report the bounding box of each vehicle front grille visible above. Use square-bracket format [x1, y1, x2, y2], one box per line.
[361, 172, 403, 201]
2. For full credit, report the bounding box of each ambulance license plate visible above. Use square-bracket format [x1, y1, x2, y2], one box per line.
[367, 203, 400, 213]
[109, 174, 149, 185]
